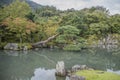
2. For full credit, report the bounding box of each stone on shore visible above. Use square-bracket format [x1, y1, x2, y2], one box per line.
[72, 65, 88, 72]
[56, 61, 66, 76]
[4, 43, 18, 50]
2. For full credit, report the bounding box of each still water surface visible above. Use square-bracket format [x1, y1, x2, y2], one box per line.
[0, 48, 120, 80]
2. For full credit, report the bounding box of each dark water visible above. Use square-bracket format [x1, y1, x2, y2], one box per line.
[0, 48, 120, 80]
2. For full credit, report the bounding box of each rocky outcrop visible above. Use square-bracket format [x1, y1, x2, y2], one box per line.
[66, 65, 93, 80]
[72, 65, 88, 72]
[4, 43, 29, 51]
[56, 61, 66, 76]
[4, 43, 18, 50]
[97, 37, 118, 49]
[55, 62, 92, 79]
[92, 34, 119, 51]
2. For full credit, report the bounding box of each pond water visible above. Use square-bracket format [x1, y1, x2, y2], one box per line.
[0, 48, 120, 80]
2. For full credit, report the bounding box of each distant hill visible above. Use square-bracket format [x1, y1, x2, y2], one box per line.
[0, 0, 13, 6]
[0, 0, 43, 9]
[26, 0, 43, 9]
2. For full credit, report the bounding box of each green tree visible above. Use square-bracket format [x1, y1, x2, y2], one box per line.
[90, 22, 110, 38]
[56, 25, 79, 44]
[109, 14, 120, 34]
[2, 17, 37, 43]
[0, 0, 31, 19]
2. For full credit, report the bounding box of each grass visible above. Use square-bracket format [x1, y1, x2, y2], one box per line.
[76, 70, 120, 80]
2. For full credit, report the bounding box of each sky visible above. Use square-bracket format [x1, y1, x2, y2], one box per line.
[31, 0, 120, 14]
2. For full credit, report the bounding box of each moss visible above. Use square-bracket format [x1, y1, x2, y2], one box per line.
[76, 70, 120, 80]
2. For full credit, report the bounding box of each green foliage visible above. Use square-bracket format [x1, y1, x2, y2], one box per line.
[0, 1, 120, 51]
[109, 14, 120, 34]
[76, 37, 88, 48]
[26, 12, 35, 22]
[2, 17, 37, 43]
[87, 35, 99, 46]
[56, 25, 79, 44]
[57, 25, 79, 35]
[56, 25, 87, 51]
[90, 22, 110, 37]
[63, 38, 87, 51]
[0, 0, 31, 19]
[85, 11, 108, 24]
[76, 70, 120, 80]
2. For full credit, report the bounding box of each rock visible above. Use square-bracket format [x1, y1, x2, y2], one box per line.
[66, 70, 72, 77]
[70, 75, 85, 80]
[4, 43, 18, 50]
[56, 61, 66, 76]
[72, 65, 88, 72]
[81, 65, 87, 70]
[91, 34, 119, 51]
[72, 65, 81, 72]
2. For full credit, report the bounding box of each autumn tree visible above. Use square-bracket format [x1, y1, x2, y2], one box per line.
[2, 17, 37, 43]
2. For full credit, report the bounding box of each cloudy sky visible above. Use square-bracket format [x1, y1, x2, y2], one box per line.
[31, 0, 120, 14]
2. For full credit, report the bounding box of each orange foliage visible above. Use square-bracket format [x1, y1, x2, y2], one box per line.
[2, 17, 37, 34]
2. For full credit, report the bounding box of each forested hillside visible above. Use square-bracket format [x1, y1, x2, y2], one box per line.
[0, 0, 43, 9]
[0, 0, 120, 51]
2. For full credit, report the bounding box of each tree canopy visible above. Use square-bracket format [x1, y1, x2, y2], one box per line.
[0, 0, 120, 50]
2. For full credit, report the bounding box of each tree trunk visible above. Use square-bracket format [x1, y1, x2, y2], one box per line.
[32, 34, 59, 48]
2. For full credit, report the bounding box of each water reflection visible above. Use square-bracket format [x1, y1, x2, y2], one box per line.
[4, 50, 28, 56]
[107, 69, 120, 75]
[0, 48, 120, 80]
[31, 68, 56, 80]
